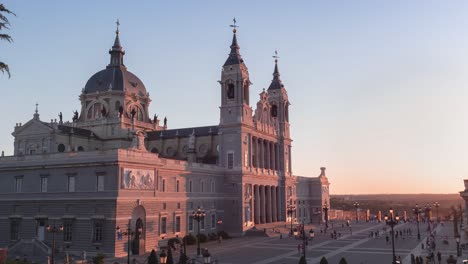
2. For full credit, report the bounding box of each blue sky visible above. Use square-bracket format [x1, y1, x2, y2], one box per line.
[1, 1, 468, 194]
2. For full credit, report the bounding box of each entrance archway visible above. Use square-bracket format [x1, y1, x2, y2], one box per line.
[131, 205, 146, 255]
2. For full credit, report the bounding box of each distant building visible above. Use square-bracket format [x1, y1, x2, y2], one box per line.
[0, 25, 330, 258]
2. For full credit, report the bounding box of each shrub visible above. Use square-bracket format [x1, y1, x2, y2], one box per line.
[217, 230, 231, 239]
[184, 234, 196, 245]
[168, 237, 180, 248]
[339, 257, 348, 264]
[147, 249, 158, 264]
[208, 233, 218, 241]
[198, 233, 208, 243]
[167, 247, 174, 264]
[92, 253, 105, 264]
[319, 257, 328, 264]
[178, 250, 188, 264]
[298, 256, 307, 264]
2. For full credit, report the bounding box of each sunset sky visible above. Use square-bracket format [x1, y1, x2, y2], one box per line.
[1, 1, 468, 194]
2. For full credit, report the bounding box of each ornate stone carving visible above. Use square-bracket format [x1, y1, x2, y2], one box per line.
[121, 169, 154, 189]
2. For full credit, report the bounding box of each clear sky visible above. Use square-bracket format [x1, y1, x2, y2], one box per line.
[1, 1, 468, 194]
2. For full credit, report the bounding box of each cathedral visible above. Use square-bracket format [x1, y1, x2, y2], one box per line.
[0, 24, 330, 258]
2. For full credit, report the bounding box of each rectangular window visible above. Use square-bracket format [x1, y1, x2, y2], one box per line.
[177, 203, 181, 209]
[176, 180, 180, 192]
[97, 175, 104, 192]
[92, 221, 103, 242]
[227, 153, 234, 169]
[211, 214, 216, 228]
[188, 216, 193, 231]
[161, 217, 167, 234]
[211, 181, 215, 193]
[189, 180, 192, 193]
[10, 219, 20, 240]
[200, 216, 205, 230]
[40, 176, 48, 192]
[63, 221, 73, 242]
[175, 216, 181, 233]
[15, 177, 22, 193]
[68, 176, 75, 192]
[163, 203, 166, 210]
[162, 179, 166, 192]
[201, 181, 204, 192]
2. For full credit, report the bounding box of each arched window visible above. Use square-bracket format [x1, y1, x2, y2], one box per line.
[271, 105, 278, 117]
[151, 148, 159, 154]
[58, 144, 65, 153]
[87, 102, 103, 120]
[227, 81, 235, 99]
[115, 101, 121, 111]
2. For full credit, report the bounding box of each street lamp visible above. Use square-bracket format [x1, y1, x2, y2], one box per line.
[384, 208, 400, 264]
[116, 220, 142, 264]
[412, 204, 422, 240]
[456, 235, 461, 257]
[425, 204, 432, 231]
[191, 206, 206, 256]
[159, 250, 167, 264]
[287, 200, 296, 235]
[203, 249, 211, 264]
[323, 200, 329, 230]
[434, 202, 440, 222]
[46, 222, 63, 264]
[354, 202, 360, 223]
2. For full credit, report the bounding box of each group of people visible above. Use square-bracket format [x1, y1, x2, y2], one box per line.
[410, 251, 443, 264]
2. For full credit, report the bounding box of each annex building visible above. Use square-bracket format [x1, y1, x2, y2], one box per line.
[0, 25, 330, 258]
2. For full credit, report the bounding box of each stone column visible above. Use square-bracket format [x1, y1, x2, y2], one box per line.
[266, 186, 271, 223]
[254, 185, 260, 224]
[260, 185, 265, 223]
[272, 186, 277, 222]
[266, 141, 270, 170]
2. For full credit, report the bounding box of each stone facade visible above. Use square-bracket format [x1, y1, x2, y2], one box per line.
[0, 26, 330, 258]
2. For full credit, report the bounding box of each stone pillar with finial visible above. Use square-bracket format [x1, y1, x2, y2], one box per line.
[187, 129, 197, 164]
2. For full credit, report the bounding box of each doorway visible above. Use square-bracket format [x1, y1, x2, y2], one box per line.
[36, 219, 46, 241]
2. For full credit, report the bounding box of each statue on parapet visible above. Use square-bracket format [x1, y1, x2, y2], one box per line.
[72, 110, 79, 122]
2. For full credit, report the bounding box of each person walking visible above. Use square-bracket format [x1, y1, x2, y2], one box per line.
[436, 251, 441, 264]
[410, 253, 415, 264]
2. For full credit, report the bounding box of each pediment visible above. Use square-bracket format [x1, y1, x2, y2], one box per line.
[12, 119, 54, 137]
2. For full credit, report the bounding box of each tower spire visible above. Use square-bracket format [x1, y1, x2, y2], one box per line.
[224, 18, 243, 66]
[33, 102, 40, 120]
[268, 50, 283, 90]
[108, 19, 125, 67]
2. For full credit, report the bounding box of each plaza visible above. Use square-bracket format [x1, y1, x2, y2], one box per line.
[140, 220, 462, 264]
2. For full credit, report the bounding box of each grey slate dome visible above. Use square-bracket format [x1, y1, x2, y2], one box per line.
[83, 67, 147, 96]
[83, 28, 147, 96]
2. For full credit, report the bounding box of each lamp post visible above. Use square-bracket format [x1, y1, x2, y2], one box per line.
[159, 250, 167, 264]
[456, 235, 461, 257]
[191, 206, 206, 256]
[301, 221, 307, 260]
[354, 202, 359, 223]
[384, 208, 400, 264]
[116, 220, 142, 264]
[323, 200, 329, 230]
[459, 204, 463, 232]
[433, 202, 440, 222]
[425, 204, 432, 232]
[46, 222, 63, 264]
[287, 200, 296, 235]
[412, 204, 422, 240]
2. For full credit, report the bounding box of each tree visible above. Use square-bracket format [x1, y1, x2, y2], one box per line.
[0, 4, 15, 78]
[298, 256, 307, 264]
[178, 249, 188, 264]
[147, 249, 158, 264]
[166, 247, 174, 264]
[338, 257, 348, 264]
[319, 257, 328, 264]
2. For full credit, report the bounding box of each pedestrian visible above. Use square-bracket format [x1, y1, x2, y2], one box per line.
[280, 233, 283, 239]
[411, 253, 415, 264]
[297, 244, 300, 253]
[436, 251, 441, 264]
[218, 235, 223, 243]
[386, 235, 389, 245]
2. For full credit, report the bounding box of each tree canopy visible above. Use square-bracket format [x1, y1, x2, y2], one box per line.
[0, 4, 15, 78]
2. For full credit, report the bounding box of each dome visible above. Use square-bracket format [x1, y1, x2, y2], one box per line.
[83, 67, 147, 96]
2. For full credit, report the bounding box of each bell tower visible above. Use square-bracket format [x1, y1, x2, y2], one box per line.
[267, 53, 292, 175]
[219, 21, 253, 126]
